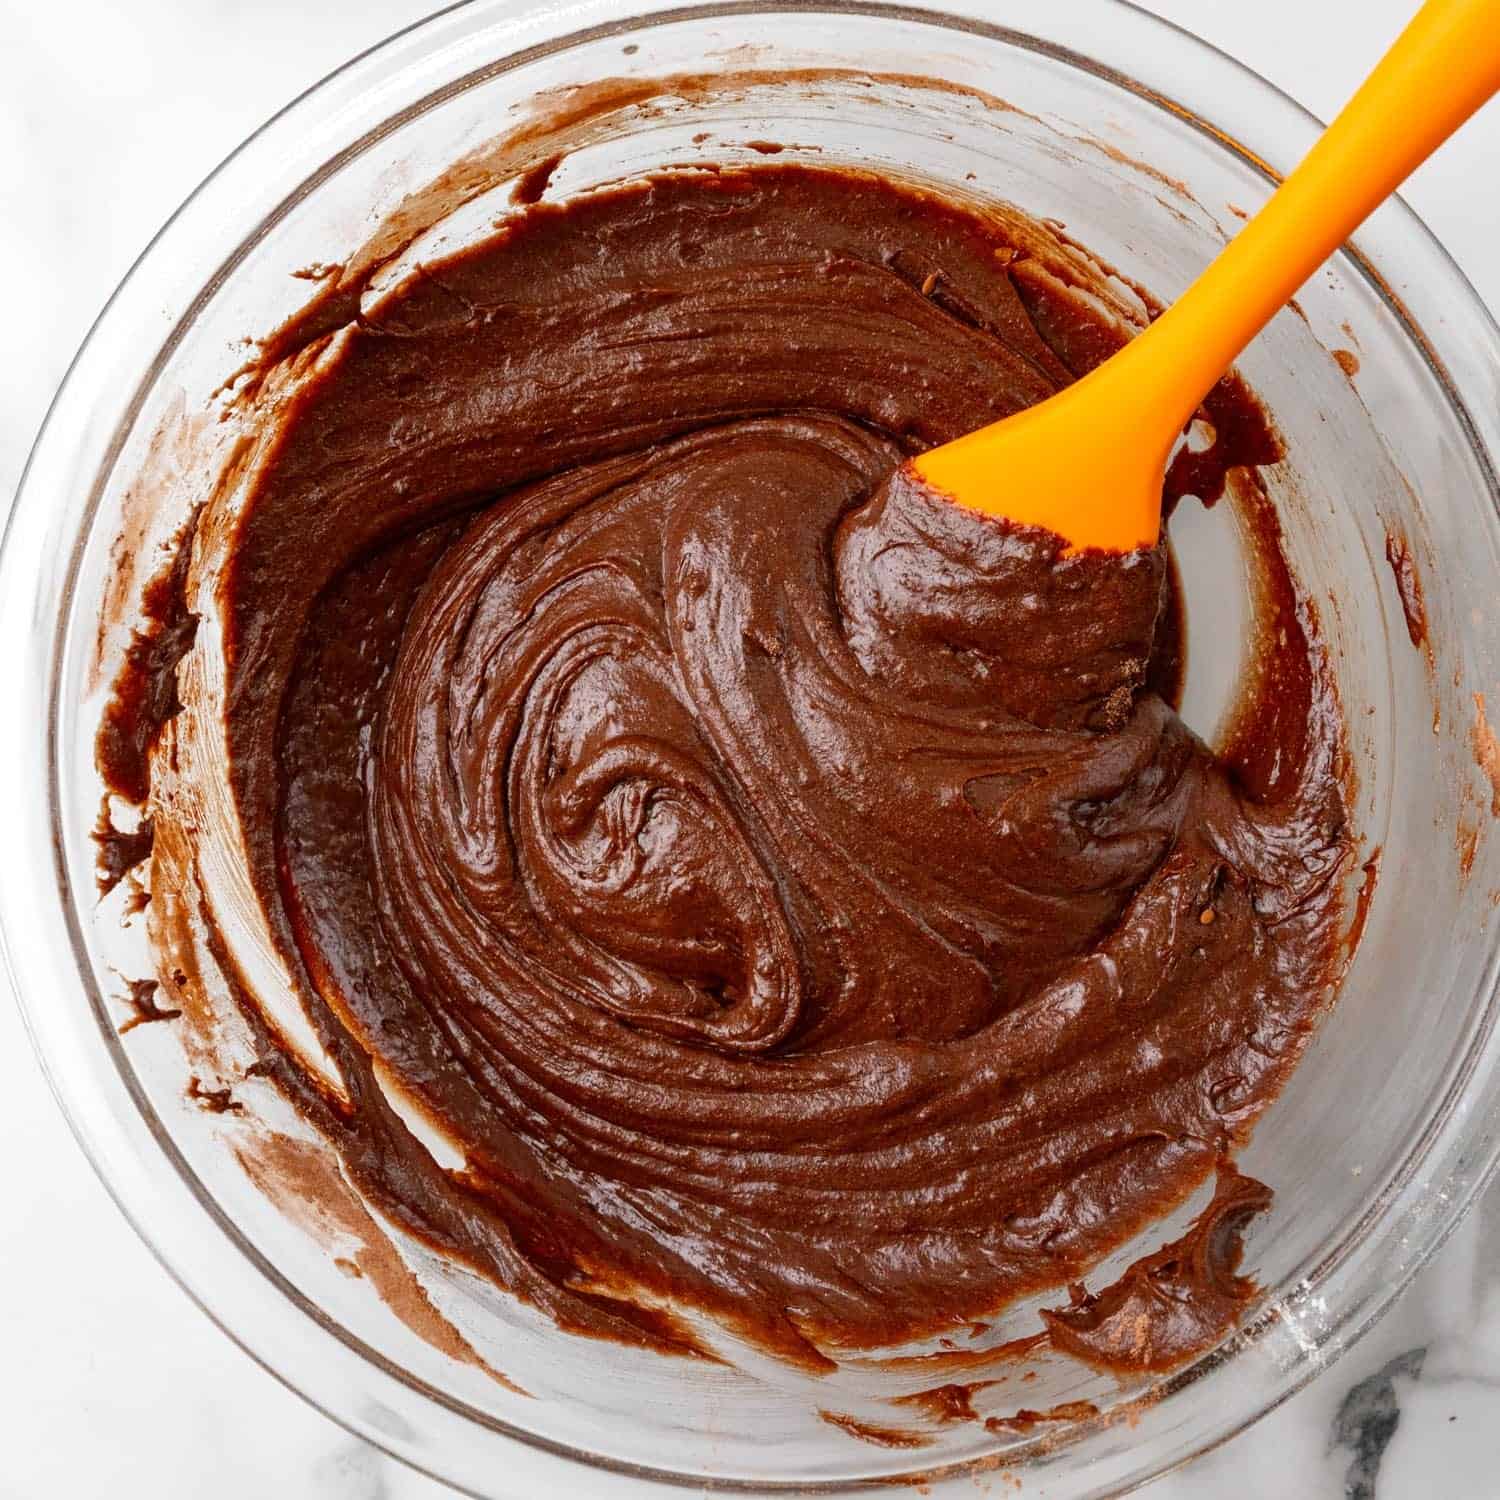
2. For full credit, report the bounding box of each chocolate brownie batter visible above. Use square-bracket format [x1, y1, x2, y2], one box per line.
[103, 164, 1350, 1368]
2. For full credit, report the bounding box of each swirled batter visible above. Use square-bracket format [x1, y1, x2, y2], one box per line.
[102, 164, 1350, 1369]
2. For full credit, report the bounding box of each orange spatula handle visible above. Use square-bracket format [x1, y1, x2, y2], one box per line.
[910, 0, 1500, 555]
[1108, 0, 1500, 439]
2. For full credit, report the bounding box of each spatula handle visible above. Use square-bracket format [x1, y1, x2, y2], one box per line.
[1116, 0, 1500, 435]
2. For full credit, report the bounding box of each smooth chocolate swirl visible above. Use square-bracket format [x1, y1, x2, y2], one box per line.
[116, 166, 1350, 1364]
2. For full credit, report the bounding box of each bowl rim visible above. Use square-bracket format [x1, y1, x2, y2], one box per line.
[4, 1, 1500, 1496]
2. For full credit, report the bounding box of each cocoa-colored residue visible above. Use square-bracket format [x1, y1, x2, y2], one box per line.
[94, 799, 153, 897]
[819, 1410, 932, 1449]
[121, 874, 150, 917]
[1474, 693, 1500, 817]
[1459, 816, 1481, 883]
[1040, 1166, 1272, 1374]
[1162, 373, 1284, 514]
[510, 152, 563, 205]
[984, 1399, 1100, 1435]
[233, 1131, 527, 1394]
[860, 1329, 1048, 1380]
[95, 509, 200, 805]
[1074, 133, 1190, 199]
[1383, 531, 1428, 649]
[118, 977, 180, 1034]
[1344, 849, 1380, 965]
[1332, 348, 1360, 378]
[895, 1380, 995, 1425]
[187, 1075, 243, 1114]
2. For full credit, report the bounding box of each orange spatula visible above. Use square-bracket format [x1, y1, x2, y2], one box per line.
[911, 0, 1500, 554]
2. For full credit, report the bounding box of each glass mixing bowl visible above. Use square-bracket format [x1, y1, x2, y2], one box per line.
[4, 2, 1499, 1495]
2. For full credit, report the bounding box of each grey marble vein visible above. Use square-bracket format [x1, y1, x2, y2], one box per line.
[1330, 1348, 1426, 1500]
[310, 1441, 392, 1500]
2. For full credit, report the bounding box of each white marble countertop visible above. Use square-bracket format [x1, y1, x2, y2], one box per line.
[2, 1, 1498, 1495]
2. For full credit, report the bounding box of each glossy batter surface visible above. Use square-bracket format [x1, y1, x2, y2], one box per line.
[105, 165, 1350, 1367]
